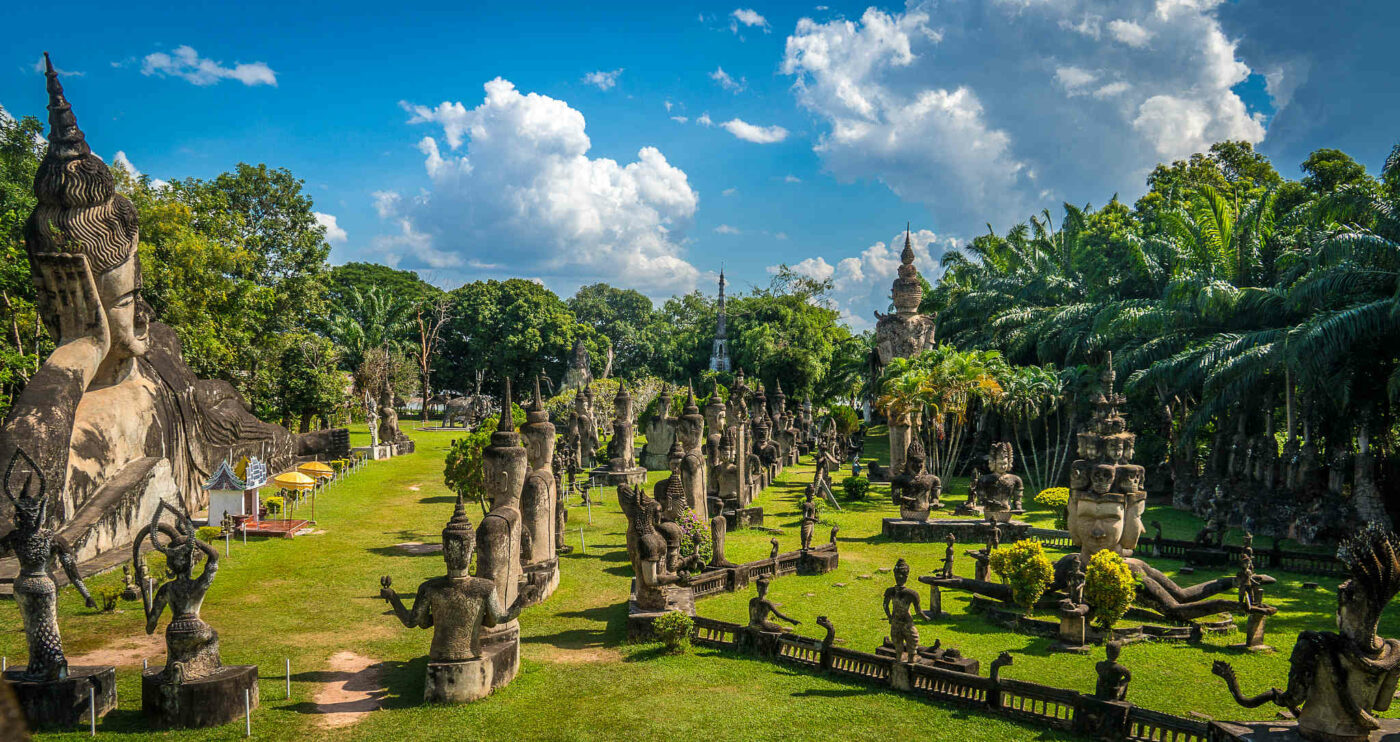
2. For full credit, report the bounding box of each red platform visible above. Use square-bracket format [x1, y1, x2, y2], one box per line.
[239, 518, 311, 538]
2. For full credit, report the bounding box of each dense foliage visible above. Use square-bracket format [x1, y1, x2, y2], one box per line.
[1084, 551, 1138, 631]
[987, 539, 1055, 616]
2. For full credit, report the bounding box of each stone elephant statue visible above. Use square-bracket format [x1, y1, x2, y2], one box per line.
[443, 395, 491, 428]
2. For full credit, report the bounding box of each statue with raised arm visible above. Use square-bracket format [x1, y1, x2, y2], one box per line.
[379, 493, 534, 702]
[1214, 525, 1400, 741]
[883, 559, 922, 663]
[799, 486, 819, 551]
[133, 502, 222, 684]
[2, 451, 96, 682]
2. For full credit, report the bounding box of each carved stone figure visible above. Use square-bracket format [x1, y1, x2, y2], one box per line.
[378, 382, 401, 449]
[892, 437, 940, 520]
[748, 576, 799, 633]
[442, 395, 492, 429]
[121, 562, 139, 601]
[884, 559, 922, 663]
[618, 483, 688, 611]
[562, 339, 592, 391]
[873, 227, 937, 367]
[133, 502, 223, 684]
[569, 387, 600, 471]
[799, 486, 818, 551]
[1094, 641, 1131, 701]
[676, 386, 709, 519]
[0, 61, 346, 571]
[3, 454, 96, 681]
[1214, 525, 1400, 741]
[977, 442, 1023, 520]
[476, 381, 526, 650]
[379, 494, 532, 703]
[640, 388, 677, 470]
[519, 379, 558, 598]
[603, 382, 646, 485]
[941, 534, 956, 579]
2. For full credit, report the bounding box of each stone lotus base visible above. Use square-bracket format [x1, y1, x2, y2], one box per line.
[141, 665, 258, 729]
[595, 466, 647, 487]
[882, 517, 1030, 543]
[723, 506, 764, 531]
[3, 666, 116, 730]
[1210, 718, 1400, 741]
[521, 559, 560, 607]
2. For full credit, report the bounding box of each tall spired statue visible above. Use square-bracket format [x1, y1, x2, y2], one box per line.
[874, 225, 937, 473]
[709, 269, 731, 372]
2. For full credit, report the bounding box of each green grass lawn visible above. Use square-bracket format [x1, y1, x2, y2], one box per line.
[4, 426, 1385, 740]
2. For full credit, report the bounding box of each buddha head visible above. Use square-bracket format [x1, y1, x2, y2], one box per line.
[1077, 432, 1101, 461]
[1070, 492, 1127, 557]
[25, 56, 147, 375]
[442, 493, 476, 574]
[1104, 436, 1127, 465]
[988, 442, 1014, 476]
[894, 557, 911, 586]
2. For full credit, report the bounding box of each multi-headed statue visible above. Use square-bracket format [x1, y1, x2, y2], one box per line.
[133, 502, 223, 684]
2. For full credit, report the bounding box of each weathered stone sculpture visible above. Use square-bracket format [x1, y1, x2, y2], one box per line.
[641, 388, 677, 471]
[562, 339, 593, 391]
[568, 386, 600, 471]
[748, 576, 799, 633]
[676, 386, 709, 519]
[519, 378, 559, 602]
[618, 482, 691, 614]
[0, 60, 344, 571]
[1094, 641, 1131, 701]
[875, 227, 937, 472]
[133, 501, 256, 728]
[927, 354, 1262, 623]
[601, 382, 646, 486]
[379, 493, 532, 703]
[442, 394, 491, 429]
[799, 486, 818, 552]
[977, 442, 1024, 520]
[942, 534, 957, 578]
[892, 437, 940, 520]
[1213, 525, 1400, 741]
[884, 559, 922, 663]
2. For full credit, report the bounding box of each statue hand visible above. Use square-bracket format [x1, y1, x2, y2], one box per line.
[31, 253, 110, 352]
[379, 575, 395, 601]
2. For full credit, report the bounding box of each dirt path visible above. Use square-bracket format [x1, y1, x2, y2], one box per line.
[69, 632, 164, 667]
[312, 651, 387, 729]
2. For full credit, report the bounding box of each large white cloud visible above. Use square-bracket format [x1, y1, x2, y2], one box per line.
[314, 212, 348, 244]
[771, 228, 953, 329]
[782, 0, 1267, 233]
[380, 78, 700, 295]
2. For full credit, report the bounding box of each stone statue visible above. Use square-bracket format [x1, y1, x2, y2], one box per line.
[365, 390, 380, 447]
[1213, 526, 1400, 741]
[618, 482, 688, 611]
[133, 502, 223, 684]
[748, 576, 799, 633]
[1094, 641, 1131, 701]
[379, 493, 533, 702]
[799, 486, 818, 552]
[562, 339, 593, 391]
[941, 534, 956, 579]
[442, 395, 491, 429]
[603, 382, 645, 485]
[3, 454, 96, 681]
[977, 442, 1023, 520]
[676, 386, 709, 519]
[883, 559, 922, 663]
[519, 378, 559, 597]
[873, 227, 936, 367]
[0, 60, 349, 571]
[891, 437, 940, 520]
[569, 386, 600, 471]
[640, 388, 677, 470]
[121, 562, 139, 601]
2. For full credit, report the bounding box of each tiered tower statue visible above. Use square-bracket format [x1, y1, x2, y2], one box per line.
[709, 269, 731, 372]
[874, 226, 937, 473]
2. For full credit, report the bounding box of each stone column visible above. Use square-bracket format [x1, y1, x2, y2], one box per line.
[889, 412, 912, 476]
[520, 379, 557, 565]
[477, 381, 527, 640]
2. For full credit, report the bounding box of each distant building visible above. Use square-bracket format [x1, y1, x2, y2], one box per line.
[709, 269, 732, 372]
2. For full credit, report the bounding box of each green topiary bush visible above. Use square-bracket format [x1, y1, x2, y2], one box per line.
[1034, 487, 1071, 530]
[1085, 550, 1138, 631]
[264, 496, 284, 515]
[651, 611, 693, 654]
[196, 526, 223, 543]
[988, 539, 1055, 616]
[841, 475, 870, 501]
[97, 586, 122, 612]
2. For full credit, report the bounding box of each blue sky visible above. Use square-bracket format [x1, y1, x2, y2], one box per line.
[3, 0, 1397, 329]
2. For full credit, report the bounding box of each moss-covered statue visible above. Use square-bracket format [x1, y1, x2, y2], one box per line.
[1213, 525, 1400, 742]
[133, 502, 223, 683]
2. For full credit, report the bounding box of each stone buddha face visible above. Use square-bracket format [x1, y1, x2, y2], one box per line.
[988, 444, 1013, 475]
[1077, 433, 1100, 460]
[1072, 497, 1126, 556]
[443, 531, 473, 574]
[95, 255, 149, 368]
[1104, 437, 1126, 465]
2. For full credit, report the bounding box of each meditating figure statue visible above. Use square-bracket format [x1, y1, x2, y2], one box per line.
[748, 576, 800, 633]
[618, 483, 689, 611]
[3, 454, 96, 681]
[977, 442, 1023, 520]
[1094, 641, 1131, 701]
[892, 437, 940, 520]
[884, 559, 922, 663]
[1213, 525, 1400, 741]
[133, 502, 223, 684]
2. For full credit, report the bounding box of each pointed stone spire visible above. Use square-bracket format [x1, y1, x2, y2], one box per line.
[683, 381, 700, 416]
[497, 379, 515, 433]
[42, 53, 90, 162]
[443, 491, 474, 540]
[901, 222, 915, 264]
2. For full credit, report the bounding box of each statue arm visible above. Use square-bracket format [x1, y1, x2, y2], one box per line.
[194, 537, 220, 590]
[485, 585, 528, 627]
[883, 590, 893, 619]
[770, 604, 800, 626]
[145, 583, 169, 634]
[53, 535, 96, 608]
[408, 584, 433, 628]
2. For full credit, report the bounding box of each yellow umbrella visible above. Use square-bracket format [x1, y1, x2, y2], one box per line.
[299, 461, 334, 479]
[272, 472, 316, 490]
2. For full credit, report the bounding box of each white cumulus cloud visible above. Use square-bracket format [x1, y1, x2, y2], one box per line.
[731, 8, 771, 33]
[772, 228, 951, 328]
[385, 78, 700, 296]
[583, 68, 623, 90]
[315, 212, 348, 244]
[710, 67, 747, 93]
[141, 45, 277, 86]
[1107, 19, 1153, 47]
[720, 118, 789, 143]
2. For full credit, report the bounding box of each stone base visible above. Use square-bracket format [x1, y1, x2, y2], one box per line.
[797, 546, 840, 575]
[875, 640, 980, 675]
[626, 585, 696, 641]
[724, 506, 764, 531]
[1210, 718, 1400, 741]
[141, 665, 259, 729]
[425, 659, 493, 704]
[964, 596, 1234, 643]
[882, 517, 1030, 543]
[3, 666, 116, 730]
[353, 444, 396, 461]
[952, 503, 983, 518]
[520, 559, 560, 606]
[596, 466, 647, 487]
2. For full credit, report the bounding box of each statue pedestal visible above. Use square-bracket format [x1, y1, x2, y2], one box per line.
[141, 665, 259, 729]
[796, 544, 840, 575]
[595, 466, 646, 487]
[723, 506, 765, 531]
[424, 658, 493, 704]
[1052, 608, 1091, 653]
[480, 636, 520, 692]
[1210, 718, 1400, 741]
[3, 666, 116, 730]
[520, 558, 560, 606]
[626, 584, 695, 641]
[354, 444, 395, 461]
[1231, 612, 1273, 653]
